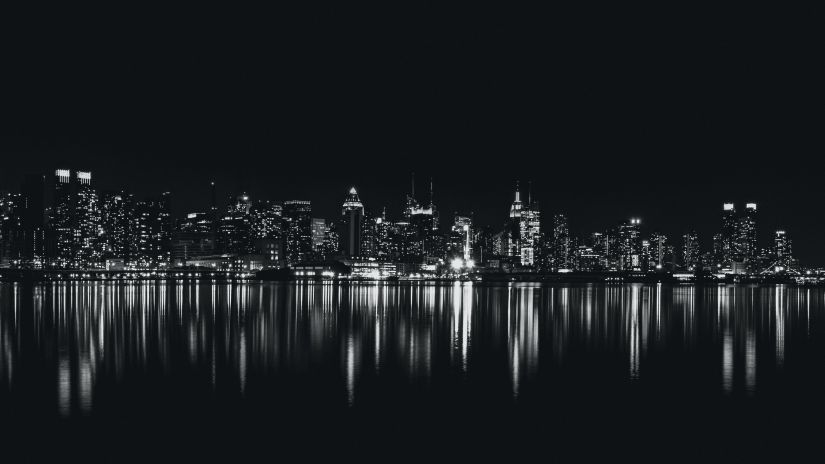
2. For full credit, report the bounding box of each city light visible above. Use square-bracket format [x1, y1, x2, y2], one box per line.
[451, 258, 464, 271]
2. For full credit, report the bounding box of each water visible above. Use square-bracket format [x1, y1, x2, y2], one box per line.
[1, 281, 824, 459]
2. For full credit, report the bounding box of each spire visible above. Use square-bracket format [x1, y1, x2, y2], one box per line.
[429, 177, 434, 206]
[515, 180, 521, 203]
[528, 181, 532, 206]
[411, 172, 415, 198]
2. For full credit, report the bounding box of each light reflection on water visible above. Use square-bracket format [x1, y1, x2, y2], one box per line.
[0, 281, 820, 419]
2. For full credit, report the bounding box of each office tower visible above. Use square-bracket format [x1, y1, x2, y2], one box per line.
[736, 202, 758, 268]
[217, 210, 252, 255]
[552, 214, 571, 270]
[341, 187, 364, 258]
[250, 200, 283, 239]
[646, 232, 668, 270]
[505, 182, 523, 259]
[774, 230, 792, 265]
[101, 190, 135, 263]
[519, 182, 540, 266]
[374, 209, 390, 259]
[0, 192, 24, 267]
[323, 221, 340, 258]
[600, 228, 620, 270]
[131, 196, 172, 268]
[712, 233, 724, 268]
[574, 244, 600, 271]
[51, 169, 75, 267]
[405, 177, 440, 262]
[450, 215, 473, 261]
[682, 231, 700, 271]
[283, 200, 312, 264]
[311, 218, 326, 252]
[171, 212, 215, 265]
[618, 218, 642, 271]
[720, 202, 737, 265]
[74, 171, 102, 268]
[158, 192, 173, 261]
[21, 174, 46, 266]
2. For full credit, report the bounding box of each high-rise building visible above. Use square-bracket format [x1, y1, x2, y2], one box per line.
[341, 187, 364, 258]
[101, 190, 134, 263]
[736, 202, 758, 268]
[283, 200, 312, 264]
[519, 182, 540, 266]
[250, 200, 283, 239]
[646, 232, 668, 270]
[618, 218, 642, 271]
[171, 212, 215, 265]
[682, 231, 700, 271]
[0, 192, 24, 267]
[721, 202, 737, 265]
[311, 218, 326, 252]
[450, 215, 473, 261]
[552, 214, 571, 270]
[774, 230, 792, 266]
[131, 195, 172, 268]
[404, 176, 440, 262]
[20, 174, 46, 266]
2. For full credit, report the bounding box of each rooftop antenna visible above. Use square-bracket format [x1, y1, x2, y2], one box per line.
[411, 172, 415, 198]
[430, 177, 434, 205]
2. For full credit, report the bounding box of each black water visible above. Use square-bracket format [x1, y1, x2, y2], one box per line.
[1, 281, 823, 460]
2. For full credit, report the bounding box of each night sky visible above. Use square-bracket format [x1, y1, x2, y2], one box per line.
[2, 5, 822, 261]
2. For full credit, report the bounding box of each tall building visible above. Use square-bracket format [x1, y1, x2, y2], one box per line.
[682, 231, 700, 271]
[311, 218, 326, 252]
[618, 218, 642, 271]
[720, 202, 737, 265]
[131, 195, 172, 268]
[519, 182, 540, 266]
[404, 176, 440, 262]
[51, 169, 76, 267]
[21, 174, 46, 266]
[74, 171, 102, 268]
[774, 230, 792, 266]
[100, 190, 134, 264]
[283, 200, 312, 264]
[552, 214, 571, 270]
[171, 212, 215, 265]
[0, 192, 24, 267]
[250, 200, 283, 240]
[646, 232, 668, 270]
[341, 187, 364, 258]
[737, 202, 758, 268]
[450, 215, 473, 261]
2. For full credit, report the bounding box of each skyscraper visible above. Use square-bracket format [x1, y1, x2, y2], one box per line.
[618, 218, 642, 271]
[283, 200, 313, 264]
[552, 214, 571, 270]
[341, 187, 364, 258]
[737, 202, 757, 268]
[774, 230, 792, 266]
[311, 218, 327, 252]
[519, 182, 540, 266]
[682, 231, 700, 271]
[721, 202, 737, 265]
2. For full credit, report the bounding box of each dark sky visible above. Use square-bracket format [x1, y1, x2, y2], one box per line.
[1, 4, 823, 262]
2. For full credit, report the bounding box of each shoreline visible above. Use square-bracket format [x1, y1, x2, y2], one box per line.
[0, 268, 820, 286]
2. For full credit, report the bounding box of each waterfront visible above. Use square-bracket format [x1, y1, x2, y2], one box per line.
[1, 281, 824, 458]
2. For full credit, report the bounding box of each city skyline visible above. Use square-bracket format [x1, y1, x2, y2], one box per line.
[0, 167, 806, 274]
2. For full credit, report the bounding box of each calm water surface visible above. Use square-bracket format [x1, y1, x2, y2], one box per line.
[1, 281, 823, 459]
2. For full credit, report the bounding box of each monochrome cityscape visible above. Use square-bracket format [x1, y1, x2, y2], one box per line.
[0, 168, 804, 279]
